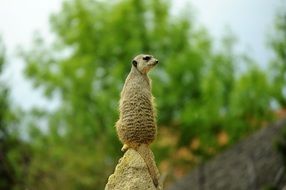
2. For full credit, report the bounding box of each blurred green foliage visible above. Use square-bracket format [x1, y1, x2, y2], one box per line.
[0, 39, 29, 190]
[268, 9, 286, 107]
[0, 0, 285, 189]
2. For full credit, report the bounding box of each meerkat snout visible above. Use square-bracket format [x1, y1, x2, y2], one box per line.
[149, 58, 159, 66]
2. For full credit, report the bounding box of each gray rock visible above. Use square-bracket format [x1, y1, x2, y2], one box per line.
[167, 119, 286, 190]
[105, 149, 162, 190]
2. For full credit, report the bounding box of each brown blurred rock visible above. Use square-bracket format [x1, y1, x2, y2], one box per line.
[105, 149, 162, 190]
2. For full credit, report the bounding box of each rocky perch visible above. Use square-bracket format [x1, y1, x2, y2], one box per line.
[105, 149, 162, 190]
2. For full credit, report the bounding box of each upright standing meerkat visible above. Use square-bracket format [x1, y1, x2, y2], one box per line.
[116, 54, 159, 187]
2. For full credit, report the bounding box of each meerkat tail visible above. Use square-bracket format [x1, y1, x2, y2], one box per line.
[137, 144, 159, 187]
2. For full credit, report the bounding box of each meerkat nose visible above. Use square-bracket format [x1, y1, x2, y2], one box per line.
[155, 60, 159, 64]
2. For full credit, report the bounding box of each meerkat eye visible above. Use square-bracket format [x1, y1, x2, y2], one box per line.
[143, 55, 151, 61]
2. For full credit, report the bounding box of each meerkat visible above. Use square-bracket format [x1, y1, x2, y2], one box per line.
[116, 54, 159, 187]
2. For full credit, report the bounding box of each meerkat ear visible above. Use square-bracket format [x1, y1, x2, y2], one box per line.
[132, 60, 137, 67]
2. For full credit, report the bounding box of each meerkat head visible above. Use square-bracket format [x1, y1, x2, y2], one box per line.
[132, 54, 159, 74]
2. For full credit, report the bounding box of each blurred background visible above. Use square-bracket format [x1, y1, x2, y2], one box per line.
[0, 0, 286, 189]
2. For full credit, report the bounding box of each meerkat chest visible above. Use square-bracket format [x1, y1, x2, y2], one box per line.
[120, 75, 154, 121]
[123, 75, 151, 101]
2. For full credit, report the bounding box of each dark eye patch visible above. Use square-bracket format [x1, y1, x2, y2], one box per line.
[143, 55, 151, 61]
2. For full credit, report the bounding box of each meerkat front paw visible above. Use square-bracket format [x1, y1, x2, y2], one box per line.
[121, 144, 129, 152]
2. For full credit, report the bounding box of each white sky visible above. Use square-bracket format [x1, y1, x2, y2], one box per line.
[0, 0, 284, 110]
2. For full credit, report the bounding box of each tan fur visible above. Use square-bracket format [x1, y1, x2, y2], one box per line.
[116, 54, 159, 187]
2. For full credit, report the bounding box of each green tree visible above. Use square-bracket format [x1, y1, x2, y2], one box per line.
[269, 9, 286, 107]
[0, 39, 29, 190]
[20, 0, 277, 188]
[21, 0, 191, 188]
[229, 64, 272, 139]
